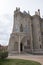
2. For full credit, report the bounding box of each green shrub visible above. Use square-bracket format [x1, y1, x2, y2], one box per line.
[0, 52, 2, 57]
[0, 51, 8, 58]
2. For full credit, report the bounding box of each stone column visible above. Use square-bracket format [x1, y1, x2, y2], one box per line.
[30, 22, 33, 53]
[18, 35, 20, 54]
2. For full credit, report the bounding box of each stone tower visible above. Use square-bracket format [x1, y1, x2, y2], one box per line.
[8, 8, 43, 54]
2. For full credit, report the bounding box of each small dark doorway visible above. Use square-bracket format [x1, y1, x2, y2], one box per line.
[20, 43, 23, 52]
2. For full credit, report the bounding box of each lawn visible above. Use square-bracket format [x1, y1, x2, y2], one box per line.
[0, 59, 41, 65]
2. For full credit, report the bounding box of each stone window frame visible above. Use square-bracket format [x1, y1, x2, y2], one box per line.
[20, 24, 23, 32]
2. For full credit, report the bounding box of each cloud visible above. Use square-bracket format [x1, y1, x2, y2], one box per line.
[0, 40, 8, 46]
[0, 14, 13, 45]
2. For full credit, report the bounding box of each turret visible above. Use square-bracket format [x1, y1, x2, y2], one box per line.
[14, 7, 20, 14]
[38, 9, 40, 16]
[35, 9, 40, 16]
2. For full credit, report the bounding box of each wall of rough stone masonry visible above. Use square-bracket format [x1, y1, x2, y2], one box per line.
[40, 20, 43, 49]
[32, 15, 42, 49]
[8, 8, 43, 54]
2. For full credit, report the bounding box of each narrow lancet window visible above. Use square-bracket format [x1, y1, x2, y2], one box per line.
[20, 24, 23, 32]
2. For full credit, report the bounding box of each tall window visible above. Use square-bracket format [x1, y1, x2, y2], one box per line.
[40, 45, 41, 49]
[20, 24, 23, 32]
[27, 40, 30, 49]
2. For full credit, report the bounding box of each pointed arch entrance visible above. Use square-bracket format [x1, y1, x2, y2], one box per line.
[20, 42, 23, 52]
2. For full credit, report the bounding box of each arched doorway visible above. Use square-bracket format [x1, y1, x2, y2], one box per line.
[20, 43, 23, 52]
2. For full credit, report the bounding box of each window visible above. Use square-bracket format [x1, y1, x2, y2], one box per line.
[41, 32, 43, 35]
[27, 40, 30, 45]
[31, 23, 33, 28]
[14, 42, 18, 51]
[40, 45, 41, 49]
[39, 36, 41, 41]
[27, 40, 30, 49]
[20, 24, 23, 32]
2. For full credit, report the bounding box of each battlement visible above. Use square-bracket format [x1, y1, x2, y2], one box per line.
[14, 7, 40, 17]
[14, 7, 20, 14]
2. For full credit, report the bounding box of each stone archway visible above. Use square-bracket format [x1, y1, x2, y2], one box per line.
[20, 42, 23, 52]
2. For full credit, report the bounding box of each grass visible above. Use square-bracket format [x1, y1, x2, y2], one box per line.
[0, 59, 41, 65]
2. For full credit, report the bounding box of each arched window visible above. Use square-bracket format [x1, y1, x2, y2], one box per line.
[20, 24, 23, 32]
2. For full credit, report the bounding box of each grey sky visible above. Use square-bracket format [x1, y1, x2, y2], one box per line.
[0, 0, 43, 45]
[0, 0, 43, 15]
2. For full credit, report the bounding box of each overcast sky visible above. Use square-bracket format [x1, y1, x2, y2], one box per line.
[0, 0, 43, 46]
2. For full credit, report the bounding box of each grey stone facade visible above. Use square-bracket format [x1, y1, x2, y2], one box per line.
[8, 8, 43, 54]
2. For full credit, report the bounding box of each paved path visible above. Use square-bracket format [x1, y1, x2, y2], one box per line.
[8, 54, 43, 65]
